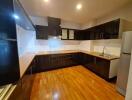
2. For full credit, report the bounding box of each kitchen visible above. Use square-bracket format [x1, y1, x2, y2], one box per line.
[0, 0, 132, 100]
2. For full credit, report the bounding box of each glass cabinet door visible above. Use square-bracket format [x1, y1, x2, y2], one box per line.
[61, 29, 68, 39]
[69, 30, 74, 39]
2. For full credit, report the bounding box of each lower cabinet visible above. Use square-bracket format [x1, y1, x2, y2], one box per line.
[29, 52, 117, 80]
[80, 53, 114, 80]
[95, 58, 110, 79]
[32, 53, 79, 73]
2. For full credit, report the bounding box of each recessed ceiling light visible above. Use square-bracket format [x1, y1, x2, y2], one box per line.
[76, 4, 82, 10]
[44, 0, 49, 2]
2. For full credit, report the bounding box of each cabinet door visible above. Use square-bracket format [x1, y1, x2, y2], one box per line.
[61, 29, 68, 39]
[36, 25, 48, 39]
[0, 0, 17, 39]
[0, 40, 20, 85]
[35, 55, 51, 72]
[69, 30, 74, 40]
[96, 58, 110, 79]
[103, 19, 120, 39]
[74, 30, 84, 40]
[89, 27, 95, 40]
[83, 54, 95, 71]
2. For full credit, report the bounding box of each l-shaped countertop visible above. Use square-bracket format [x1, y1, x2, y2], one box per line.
[19, 50, 120, 78]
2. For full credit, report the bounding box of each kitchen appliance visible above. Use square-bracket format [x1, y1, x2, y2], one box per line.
[116, 31, 132, 96]
[0, 0, 35, 86]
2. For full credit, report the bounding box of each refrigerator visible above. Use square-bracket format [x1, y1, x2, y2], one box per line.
[0, 0, 20, 86]
[116, 31, 132, 96]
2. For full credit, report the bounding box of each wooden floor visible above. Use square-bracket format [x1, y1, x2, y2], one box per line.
[30, 66, 124, 100]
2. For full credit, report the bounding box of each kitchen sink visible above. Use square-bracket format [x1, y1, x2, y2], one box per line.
[99, 54, 113, 58]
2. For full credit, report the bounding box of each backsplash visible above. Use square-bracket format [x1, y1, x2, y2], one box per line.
[92, 39, 121, 56]
[79, 40, 91, 51]
[35, 40, 80, 52]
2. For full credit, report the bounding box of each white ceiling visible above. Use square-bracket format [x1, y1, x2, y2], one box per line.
[20, 0, 132, 25]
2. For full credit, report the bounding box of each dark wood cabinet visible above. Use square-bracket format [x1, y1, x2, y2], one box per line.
[32, 53, 79, 73]
[48, 17, 61, 36]
[0, 0, 20, 86]
[0, 0, 16, 39]
[74, 19, 120, 40]
[74, 53, 111, 80]
[35, 25, 48, 39]
[23, 52, 115, 81]
[95, 58, 110, 79]
[81, 53, 111, 80]
[74, 30, 87, 40]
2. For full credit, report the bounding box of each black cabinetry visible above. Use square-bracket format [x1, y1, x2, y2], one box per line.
[33, 53, 79, 73]
[30, 52, 112, 80]
[48, 17, 61, 36]
[35, 25, 48, 39]
[0, 0, 20, 86]
[80, 53, 111, 80]
[74, 19, 120, 40]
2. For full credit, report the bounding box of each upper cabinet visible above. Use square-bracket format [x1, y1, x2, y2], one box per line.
[61, 28, 75, 40]
[35, 18, 132, 40]
[48, 17, 61, 36]
[13, 0, 35, 31]
[61, 29, 68, 40]
[75, 19, 132, 40]
[36, 17, 61, 39]
[36, 25, 48, 39]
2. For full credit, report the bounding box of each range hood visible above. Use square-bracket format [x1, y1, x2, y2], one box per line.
[48, 17, 61, 38]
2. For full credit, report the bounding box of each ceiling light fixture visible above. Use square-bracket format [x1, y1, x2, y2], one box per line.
[76, 3, 82, 10]
[44, 0, 49, 2]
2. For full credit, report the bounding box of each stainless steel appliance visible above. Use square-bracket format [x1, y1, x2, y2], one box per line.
[116, 31, 132, 96]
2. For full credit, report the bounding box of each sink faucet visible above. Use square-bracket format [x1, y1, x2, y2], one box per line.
[101, 45, 106, 56]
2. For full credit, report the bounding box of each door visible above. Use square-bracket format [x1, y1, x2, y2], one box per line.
[122, 31, 132, 54]
[117, 53, 131, 94]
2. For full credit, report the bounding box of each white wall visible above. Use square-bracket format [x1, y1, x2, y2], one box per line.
[30, 16, 48, 26]
[35, 40, 80, 52]
[96, 3, 132, 26]
[16, 25, 36, 56]
[30, 16, 81, 29]
[61, 20, 81, 29]
[81, 19, 97, 30]
[126, 50, 132, 100]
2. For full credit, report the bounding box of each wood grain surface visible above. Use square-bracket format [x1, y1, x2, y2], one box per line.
[30, 66, 124, 100]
